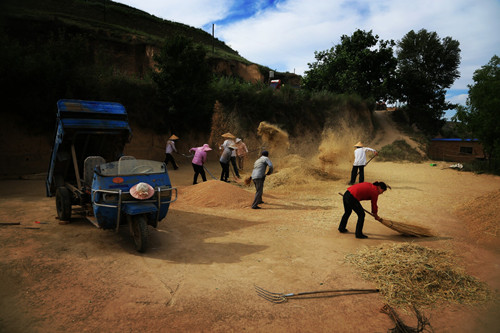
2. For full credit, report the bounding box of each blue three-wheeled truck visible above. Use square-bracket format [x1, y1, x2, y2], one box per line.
[46, 99, 177, 252]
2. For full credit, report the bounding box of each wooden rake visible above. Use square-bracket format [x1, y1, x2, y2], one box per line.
[254, 285, 379, 303]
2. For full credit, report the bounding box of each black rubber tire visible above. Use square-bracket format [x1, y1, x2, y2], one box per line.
[56, 187, 72, 221]
[131, 215, 149, 253]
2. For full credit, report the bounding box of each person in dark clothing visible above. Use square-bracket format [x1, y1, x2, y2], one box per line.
[338, 181, 390, 239]
[220, 133, 240, 178]
[219, 144, 236, 182]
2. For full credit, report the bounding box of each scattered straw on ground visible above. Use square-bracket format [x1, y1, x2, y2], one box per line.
[345, 243, 492, 309]
[176, 180, 254, 209]
[455, 190, 500, 243]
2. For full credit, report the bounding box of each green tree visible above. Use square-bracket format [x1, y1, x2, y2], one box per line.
[152, 35, 213, 133]
[453, 55, 500, 168]
[303, 29, 397, 102]
[396, 29, 460, 134]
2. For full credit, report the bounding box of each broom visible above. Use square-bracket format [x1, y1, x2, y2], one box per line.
[338, 193, 434, 237]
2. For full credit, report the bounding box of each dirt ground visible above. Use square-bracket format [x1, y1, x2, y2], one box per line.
[0, 110, 498, 333]
[1, 152, 500, 332]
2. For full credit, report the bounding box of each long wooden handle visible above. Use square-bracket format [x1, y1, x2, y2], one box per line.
[365, 154, 376, 166]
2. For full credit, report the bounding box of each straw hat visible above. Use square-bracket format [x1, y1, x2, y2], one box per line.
[169, 134, 179, 140]
[221, 132, 236, 139]
[130, 182, 155, 200]
[236, 138, 242, 143]
[354, 141, 364, 147]
[202, 144, 212, 151]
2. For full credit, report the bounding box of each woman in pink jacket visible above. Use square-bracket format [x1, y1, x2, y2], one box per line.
[189, 144, 212, 185]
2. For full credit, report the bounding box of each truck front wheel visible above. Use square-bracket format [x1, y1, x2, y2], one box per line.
[129, 215, 149, 253]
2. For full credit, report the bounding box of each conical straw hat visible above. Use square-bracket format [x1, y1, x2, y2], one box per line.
[169, 134, 179, 140]
[354, 141, 363, 147]
[221, 132, 236, 139]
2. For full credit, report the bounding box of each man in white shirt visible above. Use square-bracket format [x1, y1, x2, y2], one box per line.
[349, 141, 377, 185]
[165, 135, 179, 170]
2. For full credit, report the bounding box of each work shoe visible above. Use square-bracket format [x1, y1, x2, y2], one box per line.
[338, 228, 349, 233]
[355, 234, 368, 239]
[252, 206, 261, 209]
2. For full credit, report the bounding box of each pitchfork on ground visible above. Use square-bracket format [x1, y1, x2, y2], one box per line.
[254, 285, 379, 303]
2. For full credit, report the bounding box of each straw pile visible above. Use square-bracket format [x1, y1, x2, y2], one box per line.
[345, 243, 492, 308]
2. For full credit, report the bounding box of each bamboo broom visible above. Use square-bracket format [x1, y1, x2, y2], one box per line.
[338, 193, 434, 237]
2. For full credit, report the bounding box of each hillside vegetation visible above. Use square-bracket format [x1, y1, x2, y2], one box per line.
[0, 0, 374, 151]
[1, 0, 243, 62]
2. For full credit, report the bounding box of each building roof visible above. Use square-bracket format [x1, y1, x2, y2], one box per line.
[431, 138, 479, 142]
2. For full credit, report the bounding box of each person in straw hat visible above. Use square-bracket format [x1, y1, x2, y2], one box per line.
[349, 141, 378, 185]
[235, 138, 248, 170]
[164, 134, 179, 170]
[220, 132, 240, 178]
[189, 144, 212, 185]
[338, 181, 390, 239]
[219, 143, 237, 182]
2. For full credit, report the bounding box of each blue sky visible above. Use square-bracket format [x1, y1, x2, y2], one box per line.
[114, 0, 500, 118]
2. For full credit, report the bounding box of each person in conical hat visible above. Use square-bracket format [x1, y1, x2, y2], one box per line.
[349, 141, 377, 185]
[219, 144, 237, 182]
[219, 133, 240, 178]
[164, 134, 179, 170]
[235, 138, 249, 170]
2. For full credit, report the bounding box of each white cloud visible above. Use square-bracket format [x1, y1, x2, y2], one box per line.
[447, 93, 468, 106]
[114, 0, 500, 91]
[113, 0, 233, 28]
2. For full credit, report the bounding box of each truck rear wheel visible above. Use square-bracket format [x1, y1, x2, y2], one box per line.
[56, 187, 72, 221]
[130, 215, 149, 253]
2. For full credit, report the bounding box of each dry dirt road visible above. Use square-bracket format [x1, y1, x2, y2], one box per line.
[1, 157, 499, 333]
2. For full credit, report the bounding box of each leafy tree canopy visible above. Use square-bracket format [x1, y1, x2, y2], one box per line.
[152, 35, 213, 133]
[453, 55, 500, 163]
[396, 29, 460, 134]
[302, 29, 397, 101]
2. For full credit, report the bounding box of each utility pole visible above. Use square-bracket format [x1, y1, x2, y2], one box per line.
[212, 24, 215, 54]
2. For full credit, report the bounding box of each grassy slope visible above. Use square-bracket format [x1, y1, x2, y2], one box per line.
[1, 0, 252, 64]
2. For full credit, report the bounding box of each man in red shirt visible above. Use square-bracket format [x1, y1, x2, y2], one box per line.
[338, 181, 390, 239]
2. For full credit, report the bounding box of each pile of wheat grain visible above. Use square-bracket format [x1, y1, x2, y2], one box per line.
[177, 180, 254, 209]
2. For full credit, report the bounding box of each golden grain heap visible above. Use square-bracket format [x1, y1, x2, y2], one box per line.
[345, 243, 492, 308]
